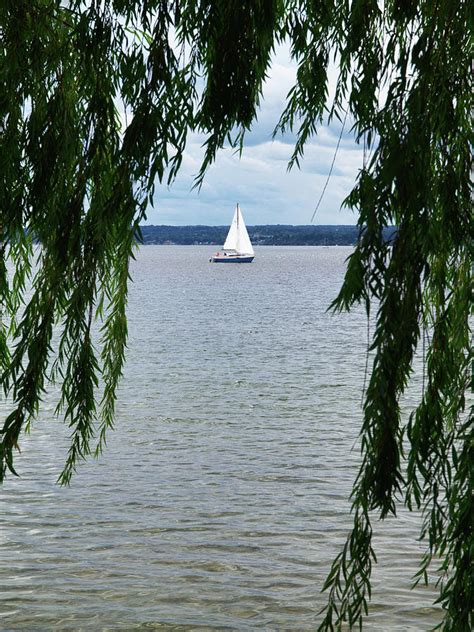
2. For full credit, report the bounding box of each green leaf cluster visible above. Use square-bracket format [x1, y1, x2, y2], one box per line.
[0, 0, 196, 484]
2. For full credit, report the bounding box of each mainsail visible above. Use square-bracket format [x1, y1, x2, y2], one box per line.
[223, 204, 254, 255]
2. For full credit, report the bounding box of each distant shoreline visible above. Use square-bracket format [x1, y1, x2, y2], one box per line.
[139, 225, 397, 247]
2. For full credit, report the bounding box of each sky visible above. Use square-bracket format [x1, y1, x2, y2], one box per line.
[146, 46, 364, 227]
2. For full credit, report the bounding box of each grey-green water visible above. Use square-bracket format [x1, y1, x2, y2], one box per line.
[1, 247, 440, 630]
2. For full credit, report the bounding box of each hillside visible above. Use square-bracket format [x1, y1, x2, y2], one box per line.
[139, 225, 397, 246]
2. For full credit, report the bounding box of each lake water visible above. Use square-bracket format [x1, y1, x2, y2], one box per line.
[0, 246, 441, 630]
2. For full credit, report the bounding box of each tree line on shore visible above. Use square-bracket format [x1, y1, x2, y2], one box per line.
[139, 224, 398, 246]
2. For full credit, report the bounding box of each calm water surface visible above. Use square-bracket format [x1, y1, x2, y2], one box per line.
[1, 247, 440, 630]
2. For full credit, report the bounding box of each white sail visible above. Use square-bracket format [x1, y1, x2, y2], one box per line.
[223, 204, 254, 255]
[223, 208, 239, 251]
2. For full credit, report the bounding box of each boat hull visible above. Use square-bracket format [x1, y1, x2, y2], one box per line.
[211, 255, 254, 263]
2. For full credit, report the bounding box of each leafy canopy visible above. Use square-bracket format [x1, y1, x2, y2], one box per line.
[0, 1, 472, 630]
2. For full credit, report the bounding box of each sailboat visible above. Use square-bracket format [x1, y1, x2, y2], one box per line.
[210, 203, 255, 263]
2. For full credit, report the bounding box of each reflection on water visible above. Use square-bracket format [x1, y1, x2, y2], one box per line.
[0, 247, 440, 630]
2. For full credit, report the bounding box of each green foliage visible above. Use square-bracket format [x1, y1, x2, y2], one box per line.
[0, 0, 195, 485]
[138, 224, 397, 245]
[0, 1, 472, 629]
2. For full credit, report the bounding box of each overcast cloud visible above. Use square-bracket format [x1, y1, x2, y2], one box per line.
[145, 46, 363, 226]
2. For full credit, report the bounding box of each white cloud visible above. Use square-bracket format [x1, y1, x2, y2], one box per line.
[147, 45, 363, 226]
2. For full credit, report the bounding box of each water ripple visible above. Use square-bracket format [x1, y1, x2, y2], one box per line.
[0, 247, 441, 630]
